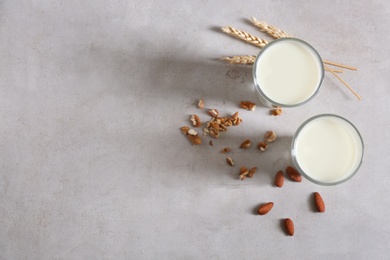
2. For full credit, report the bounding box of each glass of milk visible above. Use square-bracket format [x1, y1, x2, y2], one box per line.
[291, 114, 364, 185]
[253, 38, 324, 107]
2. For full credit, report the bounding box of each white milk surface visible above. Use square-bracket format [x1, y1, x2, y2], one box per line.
[294, 116, 363, 183]
[255, 39, 322, 105]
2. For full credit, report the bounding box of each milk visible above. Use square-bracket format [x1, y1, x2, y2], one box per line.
[253, 38, 324, 107]
[292, 115, 364, 185]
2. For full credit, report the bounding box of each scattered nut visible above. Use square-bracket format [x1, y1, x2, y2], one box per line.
[240, 101, 256, 111]
[271, 107, 283, 116]
[207, 120, 220, 138]
[181, 126, 202, 145]
[209, 128, 220, 138]
[188, 134, 202, 145]
[240, 139, 251, 149]
[220, 147, 231, 153]
[204, 111, 242, 139]
[226, 157, 234, 166]
[230, 112, 242, 126]
[274, 170, 284, 187]
[286, 166, 302, 182]
[208, 109, 219, 118]
[313, 192, 325, 213]
[264, 131, 277, 143]
[247, 167, 257, 178]
[232, 118, 242, 126]
[239, 166, 257, 180]
[219, 124, 227, 132]
[223, 118, 233, 127]
[231, 111, 239, 119]
[190, 114, 202, 127]
[180, 126, 190, 135]
[198, 98, 204, 109]
[240, 166, 248, 173]
[239, 172, 249, 180]
[239, 166, 249, 180]
[258, 202, 274, 215]
[209, 140, 213, 146]
[188, 129, 198, 136]
[284, 218, 295, 236]
[257, 141, 268, 151]
[209, 121, 219, 131]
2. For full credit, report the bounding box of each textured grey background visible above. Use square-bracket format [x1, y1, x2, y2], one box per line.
[1, 1, 390, 259]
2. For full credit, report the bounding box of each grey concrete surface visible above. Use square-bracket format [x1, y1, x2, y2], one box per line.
[1, 1, 390, 259]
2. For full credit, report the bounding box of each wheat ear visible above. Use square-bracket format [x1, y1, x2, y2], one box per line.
[221, 26, 268, 48]
[221, 55, 256, 65]
[250, 17, 293, 39]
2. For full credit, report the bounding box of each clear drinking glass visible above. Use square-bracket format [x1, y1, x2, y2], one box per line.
[291, 114, 364, 185]
[253, 38, 324, 108]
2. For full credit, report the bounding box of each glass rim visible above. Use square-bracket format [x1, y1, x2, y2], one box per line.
[253, 37, 325, 108]
[291, 114, 364, 186]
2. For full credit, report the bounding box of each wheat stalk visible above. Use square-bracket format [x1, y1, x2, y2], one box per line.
[324, 67, 343, 73]
[324, 64, 362, 100]
[221, 55, 256, 65]
[323, 60, 357, 71]
[221, 26, 268, 48]
[250, 17, 293, 39]
[221, 55, 343, 73]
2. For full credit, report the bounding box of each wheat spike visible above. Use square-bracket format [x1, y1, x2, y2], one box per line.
[221, 55, 256, 65]
[221, 26, 268, 48]
[250, 17, 293, 39]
